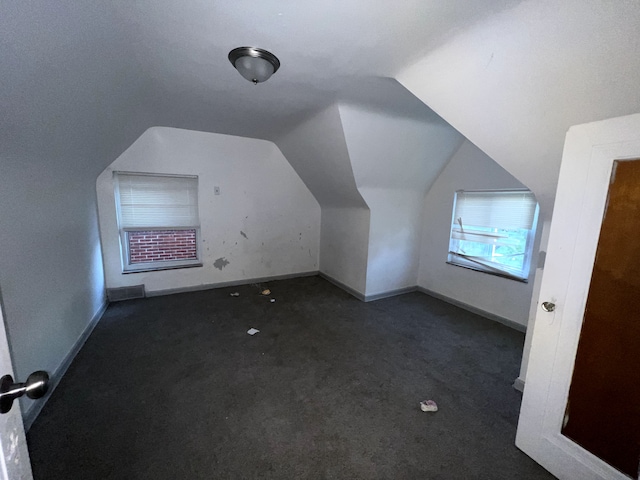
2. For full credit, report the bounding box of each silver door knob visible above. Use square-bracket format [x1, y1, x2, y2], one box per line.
[0, 371, 49, 414]
[541, 301, 556, 312]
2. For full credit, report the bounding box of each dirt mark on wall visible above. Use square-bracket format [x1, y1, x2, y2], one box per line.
[214, 257, 230, 270]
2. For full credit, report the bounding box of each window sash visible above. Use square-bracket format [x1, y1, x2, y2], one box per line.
[450, 228, 520, 247]
[448, 251, 528, 280]
[114, 172, 201, 273]
[448, 189, 538, 282]
[119, 228, 202, 273]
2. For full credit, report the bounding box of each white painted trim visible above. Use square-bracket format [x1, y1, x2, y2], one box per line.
[319, 272, 366, 301]
[320, 273, 529, 330]
[320, 273, 418, 303]
[364, 286, 417, 302]
[146, 271, 319, 297]
[417, 287, 527, 332]
[319, 274, 528, 332]
[513, 377, 525, 392]
[23, 300, 108, 431]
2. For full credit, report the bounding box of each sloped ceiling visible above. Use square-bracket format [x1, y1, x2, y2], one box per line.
[276, 104, 366, 209]
[1, 0, 523, 165]
[109, 0, 524, 140]
[1, 2, 148, 173]
[398, 0, 640, 214]
[3, 1, 640, 209]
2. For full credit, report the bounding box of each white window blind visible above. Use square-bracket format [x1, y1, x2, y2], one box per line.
[453, 190, 537, 230]
[115, 173, 199, 229]
[448, 189, 539, 282]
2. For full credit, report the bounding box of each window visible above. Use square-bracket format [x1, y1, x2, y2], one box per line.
[114, 172, 201, 273]
[447, 189, 538, 282]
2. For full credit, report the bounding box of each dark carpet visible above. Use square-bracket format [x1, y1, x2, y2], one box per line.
[27, 275, 555, 479]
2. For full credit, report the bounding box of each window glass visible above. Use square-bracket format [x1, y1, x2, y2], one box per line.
[448, 190, 538, 281]
[114, 173, 201, 273]
[127, 229, 197, 264]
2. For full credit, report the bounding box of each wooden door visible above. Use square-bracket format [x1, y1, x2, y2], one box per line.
[516, 113, 640, 480]
[561, 159, 640, 478]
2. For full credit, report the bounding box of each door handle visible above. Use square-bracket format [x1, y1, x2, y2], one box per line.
[0, 371, 49, 414]
[541, 301, 556, 312]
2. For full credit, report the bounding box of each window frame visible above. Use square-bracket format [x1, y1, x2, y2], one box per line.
[114, 172, 203, 274]
[446, 189, 539, 282]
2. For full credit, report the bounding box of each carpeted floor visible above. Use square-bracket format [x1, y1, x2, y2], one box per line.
[27, 275, 555, 479]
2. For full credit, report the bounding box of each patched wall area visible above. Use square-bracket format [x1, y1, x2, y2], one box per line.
[96, 127, 320, 294]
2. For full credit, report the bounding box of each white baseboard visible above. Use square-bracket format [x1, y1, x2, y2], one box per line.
[23, 299, 108, 431]
[513, 377, 525, 392]
[318, 273, 417, 303]
[318, 272, 366, 301]
[145, 270, 319, 297]
[317, 276, 528, 335]
[364, 286, 417, 302]
[416, 287, 527, 333]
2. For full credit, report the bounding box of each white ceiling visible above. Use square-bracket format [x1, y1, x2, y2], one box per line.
[398, 0, 640, 212]
[3, 0, 639, 213]
[109, 0, 524, 139]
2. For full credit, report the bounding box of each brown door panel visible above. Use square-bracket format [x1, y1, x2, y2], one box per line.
[562, 159, 640, 479]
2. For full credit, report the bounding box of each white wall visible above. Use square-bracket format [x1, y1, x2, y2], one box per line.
[338, 102, 463, 296]
[418, 140, 538, 326]
[0, 160, 106, 392]
[97, 127, 320, 293]
[397, 0, 640, 218]
[359, 189, 424, 295]
[320, 208, 370, 294]
[276, 97, 465, 298]
[0, 1, 149, 416]
[275, 105, 370, 293]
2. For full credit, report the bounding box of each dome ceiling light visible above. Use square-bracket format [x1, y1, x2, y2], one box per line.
[228, 47, 281, 85]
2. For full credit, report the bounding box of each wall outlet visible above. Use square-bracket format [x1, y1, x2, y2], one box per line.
[214, 186, 220, 195]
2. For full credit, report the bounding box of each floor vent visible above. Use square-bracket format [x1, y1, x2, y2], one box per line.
[107, 285, 146, 302]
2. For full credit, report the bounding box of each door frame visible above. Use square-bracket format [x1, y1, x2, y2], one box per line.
[0, 301, 33, 479]
[516, 113, 640, 479]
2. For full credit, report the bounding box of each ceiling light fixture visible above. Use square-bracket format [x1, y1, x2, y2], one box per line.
[228, 47, 281, 85]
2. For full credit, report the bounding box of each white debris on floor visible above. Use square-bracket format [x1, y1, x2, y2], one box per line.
[247, 328, 260, 336]
[420, 400, 438, 412]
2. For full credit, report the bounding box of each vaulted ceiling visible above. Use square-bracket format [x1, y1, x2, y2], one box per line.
[2, 0, 640, 213]
[1, 1, 519, 157]
[107, 0, 525, 139]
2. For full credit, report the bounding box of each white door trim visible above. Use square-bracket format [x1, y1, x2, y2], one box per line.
[516, 113, 640, 480]
[0, 304, 33, 479]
